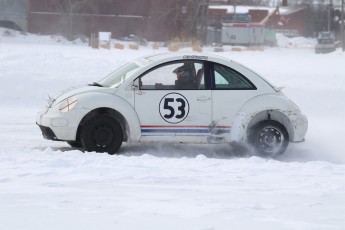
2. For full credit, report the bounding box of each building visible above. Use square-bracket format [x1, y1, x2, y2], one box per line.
[209, 5, 307, 37]
[0, 0, 209, 41]
[0, 0, 28, 31]
[24, 0, 207, 41]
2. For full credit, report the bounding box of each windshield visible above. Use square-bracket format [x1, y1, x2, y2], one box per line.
[98, 62, 141, 88]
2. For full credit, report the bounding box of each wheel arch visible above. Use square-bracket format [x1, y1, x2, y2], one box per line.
[76, 107, 130, 142]
[231, 94, 299, 142]
[246, 110, 294, 142]
[72, 92, 142, 143]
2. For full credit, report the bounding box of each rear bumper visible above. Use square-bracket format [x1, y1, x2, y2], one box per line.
[290, 113, 308, 142]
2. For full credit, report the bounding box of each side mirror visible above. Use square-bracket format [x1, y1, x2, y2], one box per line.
[132, 79, 139, 90]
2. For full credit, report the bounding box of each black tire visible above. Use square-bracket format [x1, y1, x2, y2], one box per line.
[80, 115, 123, 154]
[248, 120, 289, 157]
[67, 141, 82, 148]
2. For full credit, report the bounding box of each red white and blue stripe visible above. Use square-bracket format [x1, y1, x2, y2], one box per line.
[141, 125, 231, 135]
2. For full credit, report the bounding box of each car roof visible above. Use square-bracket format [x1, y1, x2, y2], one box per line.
[142, 52, 233, 65]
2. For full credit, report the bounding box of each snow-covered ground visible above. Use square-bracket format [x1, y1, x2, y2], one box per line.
[0, 28, 345, 230]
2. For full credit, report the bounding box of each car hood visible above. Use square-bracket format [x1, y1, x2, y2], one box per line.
[49, 85, 116, 107]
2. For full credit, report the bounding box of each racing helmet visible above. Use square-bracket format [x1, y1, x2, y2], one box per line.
[173, 65, 192, 82]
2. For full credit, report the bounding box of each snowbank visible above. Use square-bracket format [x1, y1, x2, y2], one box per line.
[276, 33, 317, 48]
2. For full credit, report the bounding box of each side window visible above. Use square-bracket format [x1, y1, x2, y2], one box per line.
[139, 61, 205, 90]
[213, 64, 256, 90]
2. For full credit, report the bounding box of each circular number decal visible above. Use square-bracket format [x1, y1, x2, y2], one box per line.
[159, 93, 189, 124]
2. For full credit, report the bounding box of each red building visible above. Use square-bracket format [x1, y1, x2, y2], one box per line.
[265, 8, 306, 37]
[28, 0, 208, 41]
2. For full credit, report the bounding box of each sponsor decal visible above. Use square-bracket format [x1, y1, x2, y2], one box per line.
[183, 55, 208, 60]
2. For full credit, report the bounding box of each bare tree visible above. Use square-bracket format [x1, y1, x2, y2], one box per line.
[149, 0, 189, 40]
[227, 0, 272, 6]
[51, 0, 96, 40]
[299, 0, 330, 35]
[151, 0, 209, 42]
[191, 0, 209, 43]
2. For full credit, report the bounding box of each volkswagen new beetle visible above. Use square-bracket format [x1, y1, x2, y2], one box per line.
[36, 53, 308, 157]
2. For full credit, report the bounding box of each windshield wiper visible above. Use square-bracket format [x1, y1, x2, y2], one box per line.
[88, 82, 103, 87]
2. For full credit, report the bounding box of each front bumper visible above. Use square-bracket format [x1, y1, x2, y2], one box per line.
[36, 106, 90, 141]
[37, 124, 58, 140]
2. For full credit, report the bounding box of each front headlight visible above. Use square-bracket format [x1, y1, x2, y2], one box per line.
[59, 96, 78, 113]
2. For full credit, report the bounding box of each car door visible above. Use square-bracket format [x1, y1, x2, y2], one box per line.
[134, 60, 212, 143]
[211, 63, 259, 142]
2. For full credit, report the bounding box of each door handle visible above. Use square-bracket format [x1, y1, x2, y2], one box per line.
[197, 96, 211, 101]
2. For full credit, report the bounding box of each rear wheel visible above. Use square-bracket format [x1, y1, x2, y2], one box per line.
[81, 115, 123, 154]
[249, 120, 289, 157]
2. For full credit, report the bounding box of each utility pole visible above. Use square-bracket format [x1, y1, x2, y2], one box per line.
[340, 0, 345, 52]
[328, 0, 333, 31]
[195, 0, 209, 44]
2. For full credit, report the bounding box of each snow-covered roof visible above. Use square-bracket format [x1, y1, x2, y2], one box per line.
[209, 5, 288, 14]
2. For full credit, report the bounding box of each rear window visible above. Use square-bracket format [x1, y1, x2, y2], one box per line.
[213, 64, 256, 90]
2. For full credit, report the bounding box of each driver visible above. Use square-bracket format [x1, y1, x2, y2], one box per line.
[173, 65, 195, 89]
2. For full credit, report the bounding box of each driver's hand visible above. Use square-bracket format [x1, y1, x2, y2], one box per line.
[155, 83, 164, 89]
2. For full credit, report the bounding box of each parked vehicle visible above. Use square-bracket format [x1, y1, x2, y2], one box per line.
[315, 31, 337, 54]
[221, 23, 265, 45]
[36, 53, 308, 157]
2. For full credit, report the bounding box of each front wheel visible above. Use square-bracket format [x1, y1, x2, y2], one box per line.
[248, 120, 289, 157]
[67, 141, 82, 148]
[81, 115, 123, 154]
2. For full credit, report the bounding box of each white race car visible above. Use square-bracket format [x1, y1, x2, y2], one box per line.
[36, 53, 308, 157]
